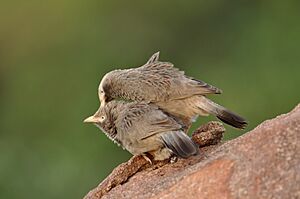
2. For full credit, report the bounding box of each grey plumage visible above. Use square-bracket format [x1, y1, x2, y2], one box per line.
[98, 52, 247, 131]
[84, 101, 198, 160]
[161, 131, 198, 158]
[196, 96, 247, 129]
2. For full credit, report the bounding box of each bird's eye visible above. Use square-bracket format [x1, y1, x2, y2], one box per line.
[100, 90, 104, 94]
[99, 115, 106, 122]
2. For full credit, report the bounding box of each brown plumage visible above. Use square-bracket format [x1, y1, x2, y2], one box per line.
[84, 101, 199, 160]
[98, 52, 247, 131]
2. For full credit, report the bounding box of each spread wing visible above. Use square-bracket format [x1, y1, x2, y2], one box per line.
[109, 52, 222, 102]
[117, 103, 182, 142]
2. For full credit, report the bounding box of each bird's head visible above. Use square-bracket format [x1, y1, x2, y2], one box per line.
[98, 71, 119, 108]
[84, 104, 118, 140]
[84, 107, 109, 130]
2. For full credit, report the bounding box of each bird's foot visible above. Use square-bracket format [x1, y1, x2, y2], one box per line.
[142, 154, 153, 165]
[170, 156, 178, 163]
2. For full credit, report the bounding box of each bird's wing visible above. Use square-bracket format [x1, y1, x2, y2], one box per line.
[117, 103, 182, 142]
[112, 61, 222, 102]
[140, 61, 222, 98]
[161, 131, 199, 158]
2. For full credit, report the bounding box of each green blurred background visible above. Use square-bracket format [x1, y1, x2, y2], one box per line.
[0, 0, 299, 198]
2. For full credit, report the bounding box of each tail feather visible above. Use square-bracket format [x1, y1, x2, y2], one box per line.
[161, 131, 199, 158]
[197, 97, 247, 129]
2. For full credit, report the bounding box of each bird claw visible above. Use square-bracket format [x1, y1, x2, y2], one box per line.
[142, 154, 153, 165]
[170, 156, 178, 163]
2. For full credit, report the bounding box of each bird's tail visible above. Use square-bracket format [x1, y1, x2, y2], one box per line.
[197, 96, 247, 129]
[161, 131, 199, 158]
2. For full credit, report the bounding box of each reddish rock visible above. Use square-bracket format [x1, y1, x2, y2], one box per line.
[192, 121, 225, 146]
[85, 104, 300, 199]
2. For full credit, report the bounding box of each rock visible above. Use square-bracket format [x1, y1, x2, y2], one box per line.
[192, 121, 225, 147]
[84, 121, 225, 199]
[84, 104, 300, 199]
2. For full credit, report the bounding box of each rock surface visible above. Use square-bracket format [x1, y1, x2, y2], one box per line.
[85, 104, 300, 199]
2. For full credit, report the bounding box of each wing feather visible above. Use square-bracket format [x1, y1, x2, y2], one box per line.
[161, 131, 199, 158]
[107, 60, 222, 103]
[117, 103, 182, 142]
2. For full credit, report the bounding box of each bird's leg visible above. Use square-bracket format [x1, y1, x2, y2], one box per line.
[141, 153, 153, 165]
[170, 156, 178, 163]
[182, 119, 193, 134]
[185, 124, 192, 134]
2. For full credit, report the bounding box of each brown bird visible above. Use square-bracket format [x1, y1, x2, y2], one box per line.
[84, 101, 199, 161]
[98, 52, 247, 132]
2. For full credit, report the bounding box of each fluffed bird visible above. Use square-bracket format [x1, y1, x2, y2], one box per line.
[98, 52, 247, 132]
[84, 101, 199, 161]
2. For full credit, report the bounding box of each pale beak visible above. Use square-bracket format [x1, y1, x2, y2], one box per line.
[83, 115, 98, 123]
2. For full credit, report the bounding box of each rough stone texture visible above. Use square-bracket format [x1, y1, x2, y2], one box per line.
[84, 122, 225, 199]
[85, 104, 300, 199]
[192, 121, 225, 146]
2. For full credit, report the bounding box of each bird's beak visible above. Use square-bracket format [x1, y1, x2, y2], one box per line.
[83, 115, 98, 123]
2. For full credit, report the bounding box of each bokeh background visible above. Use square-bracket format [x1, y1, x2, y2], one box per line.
[1, 1, 299, 198]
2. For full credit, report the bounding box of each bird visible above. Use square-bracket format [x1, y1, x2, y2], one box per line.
[98, 52, 247, 132]
[84, 101, 199, 161]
